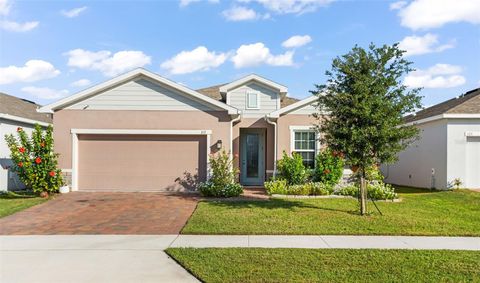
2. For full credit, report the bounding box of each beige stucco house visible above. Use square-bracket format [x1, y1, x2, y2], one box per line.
[39, 68, 319, 192]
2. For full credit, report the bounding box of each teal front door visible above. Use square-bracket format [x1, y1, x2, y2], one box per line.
[240, 129, 265, 186]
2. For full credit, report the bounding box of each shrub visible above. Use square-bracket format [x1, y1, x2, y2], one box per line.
[335, 185, 359, 197]
[4, 125, 63, 195]
[313, 149, 344, 186]
[288, 184, 311, 195]
[198, 150, 243, 198]
[277, 151, 308, 185]
[310, 182, 334, 195]
[367, 182, 397, 200]
[335, 182, 398, 200]
[265, 179, 288, 195]
[199, 182, 243, 198]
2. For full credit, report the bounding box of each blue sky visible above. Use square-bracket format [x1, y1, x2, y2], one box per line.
[1, 0, 479, 107]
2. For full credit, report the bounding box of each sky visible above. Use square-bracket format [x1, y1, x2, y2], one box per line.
[0, 0, 479, 108]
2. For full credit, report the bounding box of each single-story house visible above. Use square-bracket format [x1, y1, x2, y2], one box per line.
[383, 88, 480, 190]
[39, 68, 320, 192]
[0, 93, 52, 191]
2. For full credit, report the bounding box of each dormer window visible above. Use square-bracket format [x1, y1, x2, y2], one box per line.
[246, 91, 260, 109]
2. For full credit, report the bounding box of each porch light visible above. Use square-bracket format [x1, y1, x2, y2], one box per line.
[216, 140, 223, 150]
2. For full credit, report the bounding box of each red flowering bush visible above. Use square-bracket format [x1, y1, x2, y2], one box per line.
[313, 148, 344, 186]
[4, 124, 63, 195]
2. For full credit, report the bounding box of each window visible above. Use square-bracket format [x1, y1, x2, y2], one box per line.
[246, 91, 259, 109]
[293, 130, 316, 168]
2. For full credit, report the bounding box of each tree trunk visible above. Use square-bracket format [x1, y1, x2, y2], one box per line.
[359, 168, 367, 215]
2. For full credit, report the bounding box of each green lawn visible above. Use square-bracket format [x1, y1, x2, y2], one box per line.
[182, 188, 480, 236]
[0, 191, 48, 218]
[167, 248, 480, 283]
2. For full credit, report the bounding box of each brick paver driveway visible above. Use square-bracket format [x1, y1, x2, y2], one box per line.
[0, 192, 199, 235]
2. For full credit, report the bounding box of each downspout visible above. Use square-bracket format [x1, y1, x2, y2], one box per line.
[265, 115, 277, 177]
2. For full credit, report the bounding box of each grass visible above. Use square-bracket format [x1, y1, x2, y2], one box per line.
[0, 191, 48, 218]
[166, 248, 480, 283]
[182, 187, 480, 236]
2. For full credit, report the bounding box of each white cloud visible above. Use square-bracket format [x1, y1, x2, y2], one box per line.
[404, 63, 466, 88]
[61, 6, 87, 18]
[0, 20, 38, 32]
[398, 33, 455, 56]
[282, 35, 312, 48]
[0, 0, 11, 15]
[65, 49, 151, 77]
[179, 0, 219, 7]
[0, 60, 60, 85]
[222, 6, 259, 21]
[240, 0, 334, 14]
[71, 79, 91, 87]
[389, 1, 407, 10]
[231, 42, 294, 68]
[397, 0, 480, 30]
[161, 46, 227, 75]
[21, 86, 69, 100]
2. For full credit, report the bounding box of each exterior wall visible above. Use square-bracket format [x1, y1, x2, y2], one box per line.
[382, 119, 448, 189]
[446, 119, 480, 189]
[227, 82, 280, 118]
[0, 119, 43, 191]
[66, 78, 216, 111]
[53, 109, 231, 171]
[232, 118, 274, 178]
[277, 114, 318, 160]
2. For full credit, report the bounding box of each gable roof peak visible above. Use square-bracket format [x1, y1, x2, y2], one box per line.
[38, 68, 239, 115]
[219, 74, 288, 94]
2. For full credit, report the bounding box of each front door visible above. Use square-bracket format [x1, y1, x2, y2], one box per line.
[240, 129, 265, 186]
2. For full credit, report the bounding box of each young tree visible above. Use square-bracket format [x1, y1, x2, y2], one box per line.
[311, 43, 422, 215]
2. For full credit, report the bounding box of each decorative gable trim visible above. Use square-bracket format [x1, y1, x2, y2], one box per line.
[38, 68, 239, 115]
[268, 95, 318, 118]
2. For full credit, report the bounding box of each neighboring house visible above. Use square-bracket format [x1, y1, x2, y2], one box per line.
[0, 93, 52, 191]
[38, 68, 320, 191]
[383, 88, 480, 190]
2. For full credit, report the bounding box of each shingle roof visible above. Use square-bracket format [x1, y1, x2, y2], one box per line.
[196, 84, 299, 108]
[405, 88, 480, 123]
[0, 93, 52, 124]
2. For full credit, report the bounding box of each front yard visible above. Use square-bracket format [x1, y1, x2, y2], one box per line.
[167, 248, 480, 283]
[0, 191, 48, 218]
[182, 187, 480, 236]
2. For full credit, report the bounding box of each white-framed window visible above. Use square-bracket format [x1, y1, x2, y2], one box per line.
[246, 91, 260, 109]
[290, 126, 318, 169]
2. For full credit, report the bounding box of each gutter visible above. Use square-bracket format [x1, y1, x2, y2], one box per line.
[265, 115, 277, 177]
[0, 113, 51, 127]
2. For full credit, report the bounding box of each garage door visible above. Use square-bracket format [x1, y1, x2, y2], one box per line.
[466, 136, 480, 189]
[78, 134, 207, 191]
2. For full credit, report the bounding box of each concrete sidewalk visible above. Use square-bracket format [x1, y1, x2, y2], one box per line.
[170, 235, 480, 250]
[2, 235, 479, 283]
[0, 235, 198, 283]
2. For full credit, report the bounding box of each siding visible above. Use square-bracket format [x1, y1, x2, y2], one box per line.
[66, 78, 216, 111]
[290, 103, 317, 115]
[382, 119, 448, 189]
[227, 82, 279, 117]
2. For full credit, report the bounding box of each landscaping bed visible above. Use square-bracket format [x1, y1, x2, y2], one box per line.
[167, 248, 480, 283]
[182, 187, 480, 236]
[0, 191, 49, 218]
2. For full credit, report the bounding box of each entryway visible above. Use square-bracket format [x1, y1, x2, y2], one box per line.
[240, 128, 265, 186]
